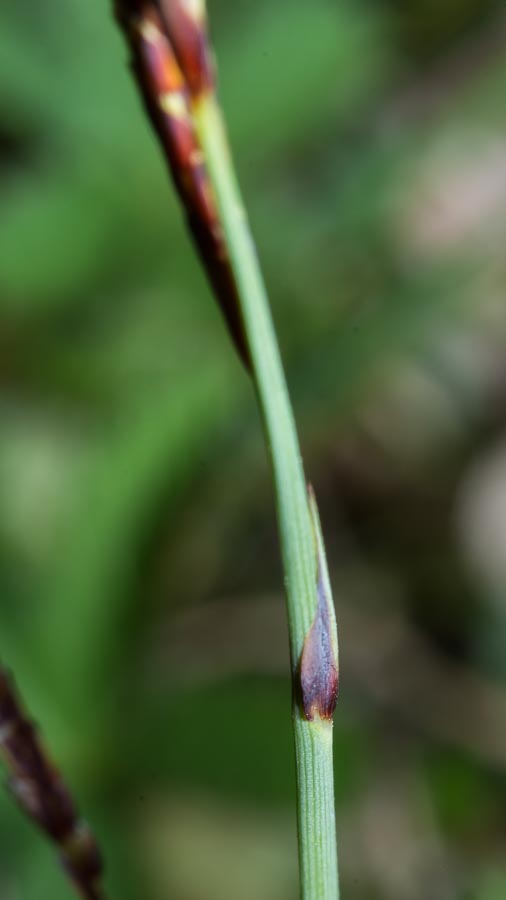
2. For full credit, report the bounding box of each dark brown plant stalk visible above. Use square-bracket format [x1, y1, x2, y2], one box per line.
[0, 668, 105, 900]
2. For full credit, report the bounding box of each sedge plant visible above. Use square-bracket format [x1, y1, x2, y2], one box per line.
[114, 2, 340, 897]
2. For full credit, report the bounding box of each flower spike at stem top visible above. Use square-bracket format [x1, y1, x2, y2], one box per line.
[0, 668, 105, 899]
[114, 0, 250, 367]
[115, 2, 340, 897]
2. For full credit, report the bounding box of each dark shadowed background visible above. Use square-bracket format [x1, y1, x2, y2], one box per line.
[0, 0, 505, 897]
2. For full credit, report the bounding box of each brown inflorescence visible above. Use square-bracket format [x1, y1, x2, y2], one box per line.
[115, 0, 250, 367]
[0, 670, 104, 900]
[115, 3, 209, 214]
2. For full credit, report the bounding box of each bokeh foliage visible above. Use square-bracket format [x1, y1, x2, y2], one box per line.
[1, 1, 505, 898]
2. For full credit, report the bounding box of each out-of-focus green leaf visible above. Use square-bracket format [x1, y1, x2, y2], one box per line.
[36, 365, 243, 708]
[220, 0, 392, 166]
[0, 167, 115, 309]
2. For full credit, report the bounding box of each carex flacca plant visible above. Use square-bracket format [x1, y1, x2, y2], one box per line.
[114, 2, 340, 897]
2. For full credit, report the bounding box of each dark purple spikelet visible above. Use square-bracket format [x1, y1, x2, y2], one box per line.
[0, 669, 105, 900]
[114, 0, 251, 368]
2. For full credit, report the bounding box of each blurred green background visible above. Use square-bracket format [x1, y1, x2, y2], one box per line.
[1, 0, 506, 897]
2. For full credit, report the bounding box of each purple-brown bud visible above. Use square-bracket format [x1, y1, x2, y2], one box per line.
[299, 487, 339, 722]
[299, 585, 339, 721]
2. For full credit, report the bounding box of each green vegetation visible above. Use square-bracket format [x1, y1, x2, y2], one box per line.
[0, 1, 505, 898]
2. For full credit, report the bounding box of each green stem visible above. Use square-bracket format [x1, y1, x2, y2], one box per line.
[194, 94, 339, 900]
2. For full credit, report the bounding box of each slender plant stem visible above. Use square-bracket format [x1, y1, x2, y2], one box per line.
[114, 3, 340, 895]
[193, 97, 314, 654]
[193, 94, 339, 900]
